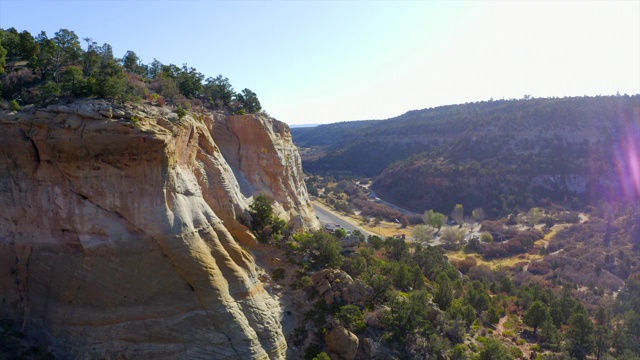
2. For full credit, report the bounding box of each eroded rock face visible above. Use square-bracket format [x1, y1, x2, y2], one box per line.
[0, 101, 318, 359]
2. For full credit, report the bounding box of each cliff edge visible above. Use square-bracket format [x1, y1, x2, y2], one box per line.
[0, 100, 318, 359]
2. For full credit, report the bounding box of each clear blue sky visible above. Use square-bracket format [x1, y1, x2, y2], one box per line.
[1, 1, 639, 125]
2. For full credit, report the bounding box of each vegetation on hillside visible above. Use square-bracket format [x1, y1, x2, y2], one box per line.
[258, 193, 640, 359]
[294, 96, 640, 215]
[0, 27, 263, 114]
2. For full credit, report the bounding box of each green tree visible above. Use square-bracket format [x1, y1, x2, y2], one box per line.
[177, 64, 204, 98]
[81, 40, 102, 77]
[333, 227, 347, 239]
[93, 59, 127, 100]
[468, 281, 490, 316]
[524, 300, 549, 334]
[424, 209, 447, 233]
[478, 338, 513, 360]
[434, 273, 454, 310]
[29, 31, 58, 80]
[593, 325, 611, 360]
[447, 299, 476, 328]
[249, 195, 274, 230]
[335, 305, 365, 333]
[0, 28, 20, 61]
[550, 287, 578, 326]
[296, 231, 343, 269]
[384, 236, 409, 262]
[60, 66, 87, 97]
[383, 290, 432, 345]
[52, 28, 82, 81]
[248, 195, 287, 243]
[567, 308, 595, 360]
[122, 50, 142, 74]
[235, 88, 262, 113]
[614, 311, 640, 357]
[0, 43, 6, 75]
[449, 344, 468, 360]
[35, 81, 61, 106]
[450, 204, 464, 226]
[539, 318, 559, 349]
[204, 75, 235, 107]
[17, 30, 39, 60]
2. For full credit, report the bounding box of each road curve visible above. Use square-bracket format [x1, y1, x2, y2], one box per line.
[312, 202, 376, 238]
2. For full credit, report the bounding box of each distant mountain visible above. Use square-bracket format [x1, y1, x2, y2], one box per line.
[292, 96, 640, 215]
[290, 120, 378, 147]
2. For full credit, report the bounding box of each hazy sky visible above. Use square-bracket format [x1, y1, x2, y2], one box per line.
[1, 1, 638, 125]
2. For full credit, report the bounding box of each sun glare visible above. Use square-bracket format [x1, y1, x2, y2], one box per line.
[615, 110, 640, 199]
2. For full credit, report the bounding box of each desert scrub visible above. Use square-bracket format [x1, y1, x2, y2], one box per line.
[10, 99, 21, 111]
[130, 116, 141, 127]
[175, 106, 187, 119]
[272, 267, 285, 281]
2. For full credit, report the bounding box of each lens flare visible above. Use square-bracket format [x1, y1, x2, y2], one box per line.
[614, 110, 640, 200]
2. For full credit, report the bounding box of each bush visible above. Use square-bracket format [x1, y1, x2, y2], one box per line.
[10, 99, 20, 111]
[175, 106, 187, 119]
[249, 195, 287, 243]
[528, 261, 552, 275]
[480, 231, 494, 243]
[294, 231, 344, 270]
[335, 305, 366, 333]
[272, 267, 285, 281]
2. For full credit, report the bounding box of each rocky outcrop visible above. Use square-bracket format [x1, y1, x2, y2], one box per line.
[325, 326, 359, 360]
[0, 100, 318, 359]
[311, 269, 372, 306]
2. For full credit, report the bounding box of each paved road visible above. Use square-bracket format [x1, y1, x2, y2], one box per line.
[312, 203, 375, 238]
[368, 190, 421, 216]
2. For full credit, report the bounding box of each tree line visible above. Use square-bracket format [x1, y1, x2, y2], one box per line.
[0, 27, 262, 113]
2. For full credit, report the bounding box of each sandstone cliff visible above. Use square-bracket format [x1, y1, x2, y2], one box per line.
[0, 100, 318, 359]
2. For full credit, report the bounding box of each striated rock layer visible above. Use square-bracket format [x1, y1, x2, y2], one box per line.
[0, 100, 318, 359]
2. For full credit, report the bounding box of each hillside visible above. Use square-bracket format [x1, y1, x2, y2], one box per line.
[291, 120, 377, 148]
[295, 96, 640, 214]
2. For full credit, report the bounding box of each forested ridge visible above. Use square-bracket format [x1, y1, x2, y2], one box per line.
[0, 27, 263, 114]
[294, 96, 640, 214]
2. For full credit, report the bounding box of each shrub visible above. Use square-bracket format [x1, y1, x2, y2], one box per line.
[293, 275, 312, 289]
[453, 256, 477, 274]
[335, 305, 366, 333]
[175, 106, 187, 119]
[272, 267, 285, 281]
[249, 195, 287, 243]
[480, 231, 494, 243]
[528, 261, 552, 275]
[10, 99, 20, 111]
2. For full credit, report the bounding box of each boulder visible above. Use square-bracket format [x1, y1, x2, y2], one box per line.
[325, 326, 359, 360]
[312, 269, 372, 305]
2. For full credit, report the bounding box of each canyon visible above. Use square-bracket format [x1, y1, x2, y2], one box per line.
[0, 100, 318, 359]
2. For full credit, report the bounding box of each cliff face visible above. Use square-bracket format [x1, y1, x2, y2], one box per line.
[0, 100, 318, 359]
